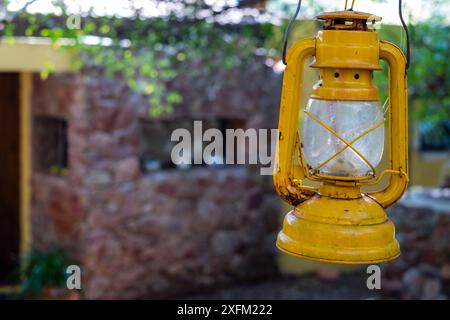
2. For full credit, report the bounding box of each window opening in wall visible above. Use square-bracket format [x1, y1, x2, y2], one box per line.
[33, 115, 69, 176]
[139, 118, 246, 173]
[418, 120, 450, 152]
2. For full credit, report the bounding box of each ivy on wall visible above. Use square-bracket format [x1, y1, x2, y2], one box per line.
[1, 0, 448, 127]
[0, 0, 275, 117]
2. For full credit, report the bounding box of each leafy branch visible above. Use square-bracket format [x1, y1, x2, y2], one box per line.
[1, 0, 271, 117]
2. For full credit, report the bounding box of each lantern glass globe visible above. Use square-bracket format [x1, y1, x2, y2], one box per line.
[302, 99, 384, 178]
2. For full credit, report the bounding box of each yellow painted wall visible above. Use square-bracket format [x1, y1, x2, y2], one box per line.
[0, 37, 74, 72]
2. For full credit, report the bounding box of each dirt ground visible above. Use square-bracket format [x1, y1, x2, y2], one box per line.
[184, 274, 382, 300]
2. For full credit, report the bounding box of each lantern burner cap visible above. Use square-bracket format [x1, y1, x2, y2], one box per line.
[316, 10, 382, 31]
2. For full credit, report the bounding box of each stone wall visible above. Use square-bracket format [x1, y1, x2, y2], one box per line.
[31, 74, 87, 254]
[30, 59, 283, 299]
[383, 188, 450, 299]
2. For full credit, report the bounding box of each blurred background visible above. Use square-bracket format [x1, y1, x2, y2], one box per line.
[0, 0, 448, 299]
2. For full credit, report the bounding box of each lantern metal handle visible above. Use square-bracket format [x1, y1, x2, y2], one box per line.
[368, 41, 409, 208]
[274, 38, 317, 206]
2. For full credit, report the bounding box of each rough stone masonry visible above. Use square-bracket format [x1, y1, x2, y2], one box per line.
[30, 59, 283, 299]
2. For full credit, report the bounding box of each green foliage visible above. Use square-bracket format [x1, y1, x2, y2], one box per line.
[408, 20, 449, 124]
[1, 0, 448, 123]
[375, 18, 449, 125]
[1, 1, 272, 117]
[17, 245, 74, 299]
[49, 164, 67, 176]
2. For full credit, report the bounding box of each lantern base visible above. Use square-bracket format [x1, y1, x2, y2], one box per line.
[276, 193, 400, 264]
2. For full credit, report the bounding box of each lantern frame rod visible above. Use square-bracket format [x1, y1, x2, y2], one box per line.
[303, 110, 377, 175]
[311, 118, 385, 174]
[344, 0, 356, 11]
[365, 168, 409, 186]
[368, 41, 409, 207]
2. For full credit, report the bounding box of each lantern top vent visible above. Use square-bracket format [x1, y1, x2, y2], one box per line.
[316, 10, 382, 31]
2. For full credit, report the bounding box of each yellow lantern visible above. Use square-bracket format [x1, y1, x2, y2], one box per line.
[274, 6, 409, 264]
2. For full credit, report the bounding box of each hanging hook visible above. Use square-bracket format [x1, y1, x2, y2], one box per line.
[398, 0, 411, 71]
[282, 0, 302, 65]
[344, 0, 356, 10]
